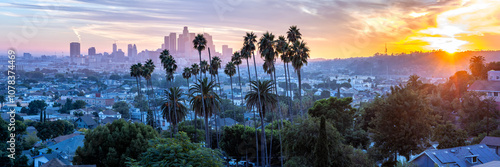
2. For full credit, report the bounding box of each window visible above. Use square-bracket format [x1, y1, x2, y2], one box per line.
[472, 156, 477, 163]
[488, 92, 493, 96]
[495, 92, 498, 97]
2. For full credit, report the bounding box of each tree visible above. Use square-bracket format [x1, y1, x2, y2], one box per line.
[319, 90, 330, 99]
[161, 87, 187, 134]
[193, 34, 209, 147]
[72, 100, 86, 109]
[432, 122, 467, 149]
[189, 78, 219, 148]
[109, 74, 121, 80]
[34, 120, 74, 141]
[74, 119, 159, 166]
[112, 101, 130, 119]
[159, 49, 177, 85]
[314, 116, 329, 167]
[128, 132, 223, 167]
[469, 56, 486, 80]
[290, 40, 310, 117]
[231, 51, 244, 107]
[308, 97, 356, 137]
[283, 117, 349, 167]
[245, 79, 277, 166]
[142, 59, 157, 128]
[457, 92, 500, 136]
[224, 62, 237, 106]
[0, 119, 28, 166]
[369, 86, 435, 160]
[447, 70, 473, 98]
[182, 67, 192, 88]
[0, 95, 6, 109]
[28, 100, 47, 122]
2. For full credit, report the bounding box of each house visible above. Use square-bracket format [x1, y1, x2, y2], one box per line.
[474, 161, 500, 167]
[99, 110, 121, 121]
[481, 136, 500, 155]
[101, 117, 118, 125]
[33, 153, 71, 167]
[468, 71, 500, 104]
[74, 116, 97, 129]
[409, 144, 500, 167]
[39, 134, 84, 160]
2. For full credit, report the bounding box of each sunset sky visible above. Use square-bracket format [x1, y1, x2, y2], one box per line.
[1, 0, 500, 59]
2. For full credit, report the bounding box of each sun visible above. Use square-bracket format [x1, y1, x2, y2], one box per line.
[419, 37, 467, 53]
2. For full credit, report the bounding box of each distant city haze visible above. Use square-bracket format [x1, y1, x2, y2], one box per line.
[2, 0, 500, 58]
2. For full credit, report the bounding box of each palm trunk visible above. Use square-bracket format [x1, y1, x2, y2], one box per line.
[236, 64, 248, 166]
[253, 52, 267, 167]
[198, 51, 209, 148]
[208, 48, 218, 149]
[246, 57, 258, 166]
[151, 80, 160, 129]
[298, 69, 303, 117]
[286, 63, 293, 121]
[237, 65, 243, 107]
[273, 68, 284, 167]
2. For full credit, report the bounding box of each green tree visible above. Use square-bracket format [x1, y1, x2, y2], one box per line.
[319, 90, 330, 99]
[369, 86, 435, 161]
[127, 132, 223, 167]
[283, 117, 349, 167]
[469, 56, 487, 80]
[112, 101, 130, 119]
[308, 97, 355, 137]
[189, 78, 219, 148]
[74, 119, 158, 167]
[224, 61, 237, 106]
[314, 116, 329, 167]
[34, 120, 74, 141]
[193, 34, 209, 147]
[109, 74, 121, 80]
[0, 119, 28, 166]
[161, 87, 187, 134]
[432, 122, 467, 149]
[457, 92, 500, 136]
[290, 40, 309, 117]
[29, 100, 47, 122]
[73, 100, 86, 109]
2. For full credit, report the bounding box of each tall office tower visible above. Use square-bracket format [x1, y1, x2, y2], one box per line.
[222, 45, 232, 57]
[178, 26, 190, 53]
[169, 32, 176, 53]
[133, 44, 137, 57]
[70, 42, 81, 57]
[112, 43, 117, 54]
[203, 33, 215, 54]
[128, 44, 133, 57]
[88, 47, 96, 56]
[164, 36, 170, 51]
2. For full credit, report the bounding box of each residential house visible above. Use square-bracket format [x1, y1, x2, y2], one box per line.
[74, 116, 97, 129]
[468, 71, 500, 104]
[98, 110, 121, 122]
[409, 144, 500, 167]
[39, 134, 84, 162]
[101, 117, 118, 125]
[481, 136, 500, 155]
[33, 153, 71, 167]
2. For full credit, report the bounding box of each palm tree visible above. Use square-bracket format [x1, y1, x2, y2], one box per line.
[244, 31, 267, 166]
[182, 67, 192, 88]
[161, 87, 187, 135]
[259, 31, 276, 77]
[231, 52, 244, 106]
[159, 50, 178, 134]
[159, 50, 178, 85]
[245, 80, 277, 166]
[143, 59, 157, 128]
[286, 25, 303, 117]
[274, 35, 289, 166]
[224, 62, 236, 106]
[290, 40, 310, 117]
[130, 63, 144, 122]
[210, 56, 223, 148]
[231, 51, 248, 165]
[277, 36, 292, 117]
[191, 63, 200, 80]
[287, 25, 302, 43]
[193, 34, 210, 147]
[189, 78, 220, 147]
[200, 60, 209, 77]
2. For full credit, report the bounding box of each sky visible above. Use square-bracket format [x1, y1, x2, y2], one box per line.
[1, 0, 500, 59]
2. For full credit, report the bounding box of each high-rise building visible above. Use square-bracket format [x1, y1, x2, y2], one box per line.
[133, 44, 137, 57]
[127, 44, 133, 57]
[164, 36, 170, 51]
[88, 47, 96, 56]
[203, 33, 215, 55]
[177, 26, 190, 53]
[70, 42, 81, 57]
[169, 33, 176, 53]
[23, 53, 32, 58]
[112, 43, 117, 54]
[222, 45, 232, 57]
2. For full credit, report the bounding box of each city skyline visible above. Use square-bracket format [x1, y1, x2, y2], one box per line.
[2, 0, 500, 59]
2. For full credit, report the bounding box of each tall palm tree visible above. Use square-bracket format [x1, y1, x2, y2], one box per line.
[274, 35, 289, 166]
[259, 31, 282, 166]
[190, 63, 200, 141]
[210, 56, 223, 148]
[287, 25, 302, 43]
[277, 36, 292, 118]
[224, 62, 236, 106]
[231, 51, 248, 165]
[130, 63, 144, 122]
[142, 59, 156, 127]
[231, 52, 243, 106]
[189, 78, 220, 147]
[244, 31, 267, 166]
[161, 87, 187, 134]
[193, 34, 210, 147]
[286, 25, 303, 117]
[290, 40, 310, 117]
[245, 80, 277, 166]
[159, 50, 178, 132]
